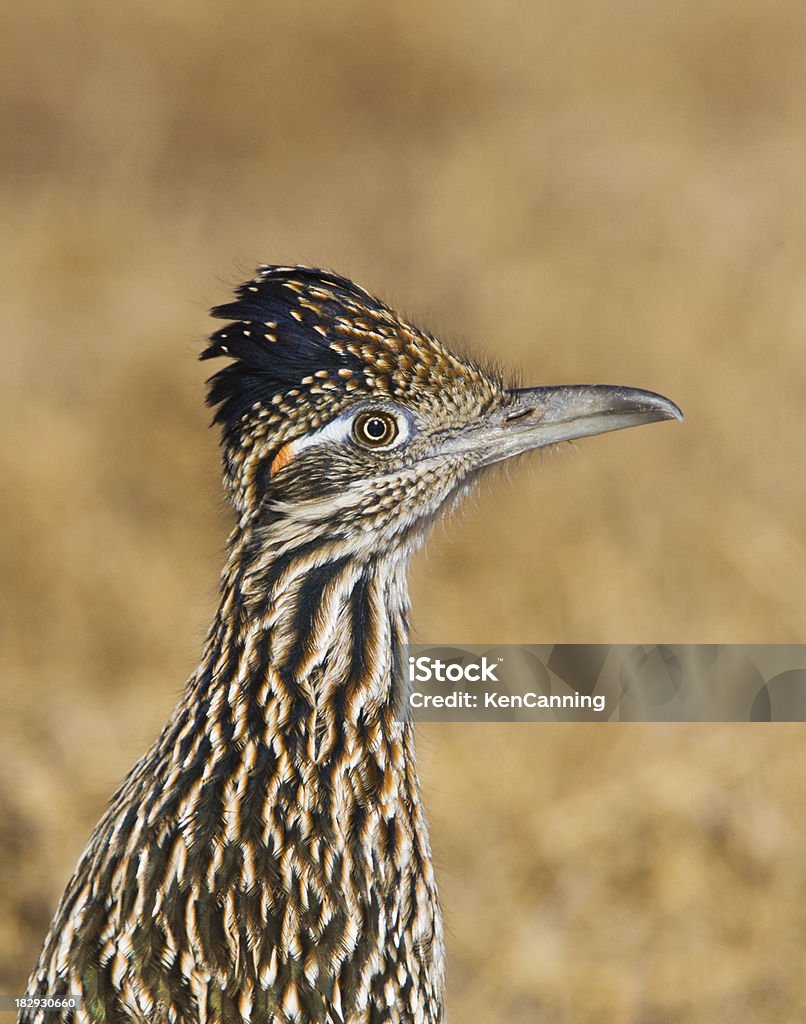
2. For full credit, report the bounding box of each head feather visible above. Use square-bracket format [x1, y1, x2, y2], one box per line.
[201, 266, 374, 437]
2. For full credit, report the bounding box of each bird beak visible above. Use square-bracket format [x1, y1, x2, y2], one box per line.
[469, 385, 683, 467]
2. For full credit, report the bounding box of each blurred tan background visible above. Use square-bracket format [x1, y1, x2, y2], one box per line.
[2, 1, 806, 1020]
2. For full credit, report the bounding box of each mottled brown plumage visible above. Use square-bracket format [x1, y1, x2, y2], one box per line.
[23, 266, 681, 1024]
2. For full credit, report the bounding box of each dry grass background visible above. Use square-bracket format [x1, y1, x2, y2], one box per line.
[2, 1, 806, 1020]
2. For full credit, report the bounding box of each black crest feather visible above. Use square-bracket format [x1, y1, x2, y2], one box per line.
[201, 266, 375, 436]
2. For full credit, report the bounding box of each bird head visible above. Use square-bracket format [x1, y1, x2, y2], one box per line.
[202, 266, 681, 559]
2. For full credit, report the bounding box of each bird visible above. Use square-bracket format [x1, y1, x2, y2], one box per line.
[22, 265, 682, 1024]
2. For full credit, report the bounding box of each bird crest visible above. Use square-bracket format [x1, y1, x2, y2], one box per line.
[202, 265, 495, 445]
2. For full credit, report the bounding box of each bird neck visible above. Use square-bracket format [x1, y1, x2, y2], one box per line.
[191, 519, 413, 755]
[28, 517, 445, 1023]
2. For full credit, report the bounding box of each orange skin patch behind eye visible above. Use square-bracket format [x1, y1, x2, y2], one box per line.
[269, 441, 294, 478]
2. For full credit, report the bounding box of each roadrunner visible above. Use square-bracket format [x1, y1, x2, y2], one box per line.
[23, 266, 681, 1024]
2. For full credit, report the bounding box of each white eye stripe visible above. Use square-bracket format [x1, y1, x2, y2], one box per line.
[284, 408, 410, 460]
[292, 415, 354, 453]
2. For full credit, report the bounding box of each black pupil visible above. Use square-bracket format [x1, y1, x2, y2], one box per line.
[365, 417, 388, 440]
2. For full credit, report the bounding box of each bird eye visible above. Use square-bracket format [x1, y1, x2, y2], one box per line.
[352, 411, 400, 448]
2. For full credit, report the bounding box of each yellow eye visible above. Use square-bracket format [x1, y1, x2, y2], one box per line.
[353, 411, 399, 448]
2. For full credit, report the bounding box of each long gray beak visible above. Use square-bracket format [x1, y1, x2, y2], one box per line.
[467, 385, 683, 467]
